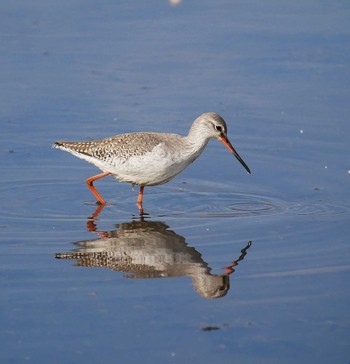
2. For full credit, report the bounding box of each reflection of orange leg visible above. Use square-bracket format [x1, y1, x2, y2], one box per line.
[86, 172, 111, 204]
[90, 204, 106, 219]
[86, 204, 106, 232]
[137, 186, 144, 213]
[86, 205, 109, 238]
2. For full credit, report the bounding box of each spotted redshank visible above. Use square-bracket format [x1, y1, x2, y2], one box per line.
[53, 112, 250, 212]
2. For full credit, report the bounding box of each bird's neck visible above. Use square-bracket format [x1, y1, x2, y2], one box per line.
[183, 127, 210, 160]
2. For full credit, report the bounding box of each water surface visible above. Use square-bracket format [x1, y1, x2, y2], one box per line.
[1, 1, 349, 363]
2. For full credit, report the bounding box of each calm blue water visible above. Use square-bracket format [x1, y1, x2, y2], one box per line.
[1, 1, 350, 363]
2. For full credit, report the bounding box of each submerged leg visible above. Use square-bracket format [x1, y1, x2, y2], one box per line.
[86, 172, 111, 204]
[137, 185, 145, 213]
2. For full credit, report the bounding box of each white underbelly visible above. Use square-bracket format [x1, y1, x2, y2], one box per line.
[110, 149, 192, 186]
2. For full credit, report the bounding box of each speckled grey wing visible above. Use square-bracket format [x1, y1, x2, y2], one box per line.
[54, 132, 166, 162]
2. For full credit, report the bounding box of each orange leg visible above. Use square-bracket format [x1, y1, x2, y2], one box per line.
[86, 172, 111, 204]
[137, 185, 145, 213]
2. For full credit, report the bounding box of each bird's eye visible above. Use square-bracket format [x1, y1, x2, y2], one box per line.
[216, 125, 223, 132]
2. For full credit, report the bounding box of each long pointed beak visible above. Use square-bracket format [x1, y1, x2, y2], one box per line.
[220, 137, 251, 174]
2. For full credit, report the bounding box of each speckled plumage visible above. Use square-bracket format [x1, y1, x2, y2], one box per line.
[53, 112, 250, 209]
[55, 133, 170, 162]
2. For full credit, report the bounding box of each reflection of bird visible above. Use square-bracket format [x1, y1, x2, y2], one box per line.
[56, 218, 252, 299]
[53, 112, 250, 212]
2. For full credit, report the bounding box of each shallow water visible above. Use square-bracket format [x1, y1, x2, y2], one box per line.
[1, 1, 350, 363]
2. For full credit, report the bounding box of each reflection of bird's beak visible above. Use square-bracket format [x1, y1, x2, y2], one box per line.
[220, 137, 251, 174]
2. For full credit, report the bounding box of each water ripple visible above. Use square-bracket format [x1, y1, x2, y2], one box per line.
[0, 177, 348, 222]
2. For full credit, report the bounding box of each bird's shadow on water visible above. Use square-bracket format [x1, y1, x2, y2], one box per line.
[55, 204, 252, 299]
